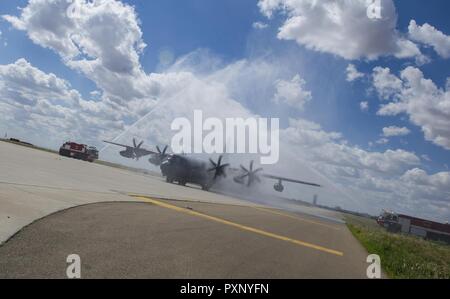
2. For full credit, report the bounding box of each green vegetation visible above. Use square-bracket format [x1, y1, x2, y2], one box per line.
[346, 215, 450, 279]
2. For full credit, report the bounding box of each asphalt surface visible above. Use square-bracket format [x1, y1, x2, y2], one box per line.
[0, 141, 254, 245]
[0, 141, 372, 278]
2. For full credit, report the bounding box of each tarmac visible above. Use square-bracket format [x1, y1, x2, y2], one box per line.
[0, 141, 372, 278]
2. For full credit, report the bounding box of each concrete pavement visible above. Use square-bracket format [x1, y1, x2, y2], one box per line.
[0, 141, 372, 278]
[0, 200, 370, 278]
[0, 141, 255, 245]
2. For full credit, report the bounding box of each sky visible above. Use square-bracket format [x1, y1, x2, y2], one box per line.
[0, 0, 449, 221]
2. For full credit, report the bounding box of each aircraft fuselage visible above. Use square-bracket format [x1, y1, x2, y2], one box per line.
[160, 155, 212, 190]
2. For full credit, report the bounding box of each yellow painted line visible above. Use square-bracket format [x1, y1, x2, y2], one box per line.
[253, 206, 341, 231]
[132, 195, 343, 257]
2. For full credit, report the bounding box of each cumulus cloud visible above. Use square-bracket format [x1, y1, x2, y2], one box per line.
[257, 0, 425, 62]
[376, 138, 389, 145]
[400, 168, 450, 205]
[409, 20, 450, 59]
[272, 74, 312, 110]
[360, 101, 369, 112]
[282, 118, 450, 220]
[253, 21, 268, 30]
[0, 58, 80, 106]
[374, 67, 450, 150]
[346, 64, 364, 82]
[2, 55, 445, 219]
[372, 66, 403, 100]
[382, 126, 410, 137]
[0, 58, 126, 146]
[402, 168, 450, 191]
[2, 0, 155, 104]
[2, 0, 449, 221]
[283, 119, 419, 175]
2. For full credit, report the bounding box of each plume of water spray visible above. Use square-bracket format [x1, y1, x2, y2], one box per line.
[100, 95, 169, 153]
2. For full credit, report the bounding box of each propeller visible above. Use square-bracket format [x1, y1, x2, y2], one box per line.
[148, 144, 171, 166]
[155, 145, 170, 162]
[207, 155, 229, 180]
[156, 145, 169, 158]
[133, 138, 144, 149]
[131, 138, 145, 160]
[236, 160, 263, 187]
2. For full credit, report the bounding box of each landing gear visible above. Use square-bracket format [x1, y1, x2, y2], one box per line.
[166, 175, 186, 186]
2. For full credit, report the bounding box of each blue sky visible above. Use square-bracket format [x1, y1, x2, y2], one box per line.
[123, 0, 450, 171]
[2, 0, 448, 171]
[0, 0, 449, 220]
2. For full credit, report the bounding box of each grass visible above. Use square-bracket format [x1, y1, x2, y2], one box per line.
[345, 214, 450, 279]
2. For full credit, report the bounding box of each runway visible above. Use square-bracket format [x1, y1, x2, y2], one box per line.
[0, 141, 372, 278]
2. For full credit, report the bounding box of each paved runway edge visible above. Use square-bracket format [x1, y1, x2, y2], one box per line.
[133, 195, 344, 256]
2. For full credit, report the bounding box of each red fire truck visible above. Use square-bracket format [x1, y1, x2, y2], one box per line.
[59, 141, 99, 162]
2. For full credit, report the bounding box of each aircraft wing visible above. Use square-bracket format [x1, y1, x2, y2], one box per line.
[134, 147, 157, 156]
[262, 174, 321, 188]
[228, 167, 241, 173]
[103, 140, 131, 148]
[102, 140, 157, 156]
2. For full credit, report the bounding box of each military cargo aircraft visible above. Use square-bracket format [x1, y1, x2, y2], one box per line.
[103, 140, 321, 192]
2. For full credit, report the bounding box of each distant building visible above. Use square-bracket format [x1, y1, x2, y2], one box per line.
[377, 211, 450, 243]
[313, 194, 318, 206]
